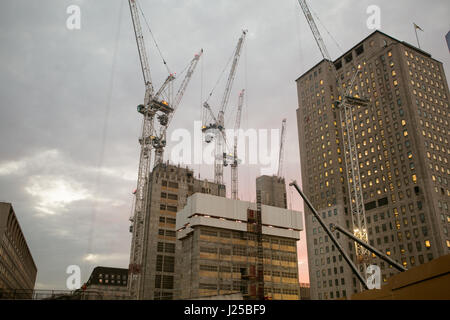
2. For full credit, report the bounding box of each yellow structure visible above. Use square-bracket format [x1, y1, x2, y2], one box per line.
[350, 254, 450, 300]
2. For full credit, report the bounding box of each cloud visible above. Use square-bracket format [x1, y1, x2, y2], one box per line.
[1, 0, 449, 290]
[25, 175, 91, 215]
[83, 253, 129, 265]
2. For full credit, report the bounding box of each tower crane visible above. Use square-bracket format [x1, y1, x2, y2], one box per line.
[297, 0, 371, 269]
[202, 30, 247, 185]
[277, 119, 287, 178]
[126, 0, 201, 299]
[230, 90, 245, 200]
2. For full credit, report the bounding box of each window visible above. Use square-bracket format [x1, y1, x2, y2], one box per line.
[168, 181, 178, 188]
[355, 45, 364, 56]
[167, 205, 177, 212]
[168, 193, 178, 200]
[344, 53, 353, 63]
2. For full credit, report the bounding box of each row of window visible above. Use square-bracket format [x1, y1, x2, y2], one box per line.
[199, 229, 296, 246]
[161, 180, 179, 189]
[159, 204, 178, 212]
[97, 279, 127, 285]
[161, 192, 178, 200]
[159, 216, 176, 225]
[158, 229, 176, 237]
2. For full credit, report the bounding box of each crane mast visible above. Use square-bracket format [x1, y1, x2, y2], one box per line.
[153, 49, 204, 166]
[127, 0, 189, 299]
[127, 0, 156, 300]
[202, 30, 247, 185]
[231, 89, 245, 200]
[297, 0, 331, 62]
[128, 0, 153, 96]
[297, 0, 370, 269]
[277, 119, 286, 178]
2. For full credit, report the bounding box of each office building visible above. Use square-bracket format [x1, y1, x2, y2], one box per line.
[296, 30, 450, 299]
[175, 193, 303, 300]
[0, 202, 37, 297]
[83, 266, 129, 299]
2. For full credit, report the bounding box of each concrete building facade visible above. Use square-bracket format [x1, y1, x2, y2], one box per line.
[0, 203, 37, 295]
[175, 193, 303, 300]
[296, 30, 450, 299]
[256, 175, 287, 209]
[128, 162, 225, 300]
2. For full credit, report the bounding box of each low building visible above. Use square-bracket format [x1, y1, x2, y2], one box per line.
[82, 266, 130, 300]
[0, 202, 37, 298]
[175, 193, 303, 300]
[299, 283, 311, 300]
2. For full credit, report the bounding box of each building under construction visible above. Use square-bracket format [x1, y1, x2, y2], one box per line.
[128, 163, 225, 300]
[175, 193, 303, 300]
[256, 175, 287, 209]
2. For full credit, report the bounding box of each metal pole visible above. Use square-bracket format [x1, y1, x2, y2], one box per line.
[414, 24, 421, 49]
[289, 181, 368, 290]
[330, 223, 407, 272]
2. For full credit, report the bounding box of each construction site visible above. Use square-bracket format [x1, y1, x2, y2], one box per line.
[120, 0, 450, 300]
[123, 0, 302, 300]
[1, 0, 449, 302]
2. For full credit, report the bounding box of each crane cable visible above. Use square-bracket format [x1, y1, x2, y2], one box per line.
[308, 3, 344, 55]
[204, 45, 234, 105]
[136, 0, 172, 74]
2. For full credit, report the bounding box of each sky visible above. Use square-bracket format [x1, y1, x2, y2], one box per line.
[0, 0, 449, 290]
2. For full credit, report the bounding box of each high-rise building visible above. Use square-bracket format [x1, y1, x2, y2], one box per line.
[296, 30, 450, 300]
[175, 193, 303, 300]
[0, 202, 37, 297]
[256, 175, 287, 209]
[128, 162, 226, 300]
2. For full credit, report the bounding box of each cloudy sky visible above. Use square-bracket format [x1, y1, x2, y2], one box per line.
[0, 0, 449, 290]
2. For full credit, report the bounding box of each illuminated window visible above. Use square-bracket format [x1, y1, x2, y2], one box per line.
[425, 240, 431, 248]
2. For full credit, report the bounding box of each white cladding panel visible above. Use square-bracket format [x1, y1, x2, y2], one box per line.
[261, 205, 302, 231]
[176, 193, 303, 240]
[262, 226, 301, 240]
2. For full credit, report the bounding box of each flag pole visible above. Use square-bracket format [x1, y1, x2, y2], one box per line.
[414, 23, 421, 49]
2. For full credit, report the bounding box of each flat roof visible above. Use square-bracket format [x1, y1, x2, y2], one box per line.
[295, 30, 437, 83]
